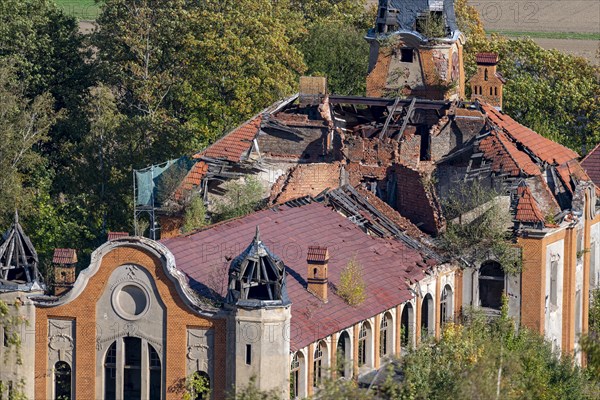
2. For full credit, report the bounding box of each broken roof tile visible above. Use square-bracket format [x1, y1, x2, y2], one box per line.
[482, 104, 578, 166]
[195, 115, 262, 162]
[107, 231, 129, 241]
[479, 131, 540, 176]
[515, 182, 545, 224]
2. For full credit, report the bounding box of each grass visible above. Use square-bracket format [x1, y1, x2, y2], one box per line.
[55, 0, 101, 20]
[488, 30, 600, 41]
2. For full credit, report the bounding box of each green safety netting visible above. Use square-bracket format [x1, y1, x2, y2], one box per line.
[134, 156, 195, 208]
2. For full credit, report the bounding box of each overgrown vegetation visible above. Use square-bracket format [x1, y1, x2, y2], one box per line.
[182, 372, 210, 400]
[336, 255, 366, 307]
[416, 12, 447, 39]
[214, 177, 264, 222]
[582, 288, 600, 379]
[454, 0, 600, 154]
[440, 180, 521, 273]
[182, 194, 207, 234]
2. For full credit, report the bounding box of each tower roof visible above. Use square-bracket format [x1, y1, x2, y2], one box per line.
[226, 226, 290, 307]
[0, 211, 44, 291]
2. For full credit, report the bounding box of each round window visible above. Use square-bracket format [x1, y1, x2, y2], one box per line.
[112, 283, 150, 320]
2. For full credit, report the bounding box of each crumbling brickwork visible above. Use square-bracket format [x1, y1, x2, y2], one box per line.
[269, 163, 341, 204]
[395, 164, 445, 235]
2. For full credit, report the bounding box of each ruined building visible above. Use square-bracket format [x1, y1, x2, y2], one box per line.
[0, 3, 599, 399]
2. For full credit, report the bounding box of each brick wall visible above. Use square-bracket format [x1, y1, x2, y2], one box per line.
[394, 165, 444, 235]
[34, 245, 226, 400]
[269, 163, 341, 204]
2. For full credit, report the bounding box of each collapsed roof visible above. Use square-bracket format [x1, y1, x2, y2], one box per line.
[171, 93, 592, 236]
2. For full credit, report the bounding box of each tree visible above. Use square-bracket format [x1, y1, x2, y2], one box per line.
[182, 194, 207, 234]
[214, 177, 264, 222]
[299, 21, 369, 95]
[0, 62, 57, 226]
[337, 255, 366, 306]
[186, 0, 306, 139]
[439, 180, 520, 273]
[465, 36, 599, 153]
[396, 306, 599, 399]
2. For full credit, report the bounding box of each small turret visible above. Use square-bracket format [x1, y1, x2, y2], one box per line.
[225, 226, 291, 398]
[469, 52, 505, 109]
[226, 226, 289, 306]
[0, 211, 45, 292]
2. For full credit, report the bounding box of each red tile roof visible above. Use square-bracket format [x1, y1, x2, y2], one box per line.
[307, 246, 328, 263]
[581, 143, 600, 188]
[195, 115, 262, 162]
[476, 52, 498, 64]
[107, 231, 129, 241]
[161, 202, 430, 351]
[479, 131, 540, 176]
[175, 161, 209, 200]
[482, 104, 578, 166]
[515, 183, 545, 224]
[52, 248, 77, 265]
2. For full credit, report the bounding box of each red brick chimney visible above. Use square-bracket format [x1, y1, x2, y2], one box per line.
[52, 248, 77, 296]
[307, 246, 329, 302]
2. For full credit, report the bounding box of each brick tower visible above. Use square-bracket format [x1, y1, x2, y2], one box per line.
[366, 0, 466, 100]
[469, 52, 505, 109]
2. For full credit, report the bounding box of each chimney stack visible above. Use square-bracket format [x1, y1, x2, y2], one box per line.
[52, 248, 77, 296]
[307, 246, 329, 302]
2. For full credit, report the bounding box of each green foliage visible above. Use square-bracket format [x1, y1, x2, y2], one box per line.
[227, 376, 280, 400]
[182, 195, 207, 234]
[311, 378, 374, 399]
[416, 12, 446, 39]
[182, 372, 210, 400]
[582, 288, 600, 379]
[0, 62, 57, 226]
[440, 180, 521, 273]
[465, 36, 599, 154]
[337, 255, 366, 307]
[396, 311, 599, 400]
[214, 177, 264, 221]
[299, 21, 369, 95]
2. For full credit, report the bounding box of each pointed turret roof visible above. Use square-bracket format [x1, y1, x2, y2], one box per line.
[226, 226, 289, 307]
[0, 211, 45, 291]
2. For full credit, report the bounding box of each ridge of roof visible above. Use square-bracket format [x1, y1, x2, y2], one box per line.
[481, 104, 578, 166]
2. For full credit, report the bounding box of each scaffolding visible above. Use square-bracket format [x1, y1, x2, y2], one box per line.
[133, 157, 194, 240]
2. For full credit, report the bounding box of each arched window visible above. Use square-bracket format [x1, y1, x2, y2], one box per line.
[104, 338, 163, 400]
[358, 322, 371, 367]
[149, 344, 161, 400]
[494, 87, 498, 96]
[54, 361, 71, 400]
[484, 68, 489, 81]
[379, 313, 393, 357]
[336, 331, 351, 378]
[440, 285, 453, 326]
[191, 371, 210, 400]
[313, 341, 326, 387]
[479, 261, 505, 310]
[400, 303, 414, 348]
[490, 87, 493, 95]
[123, 337, 142, 399]
[421, 294, 434, 339]
[291, 353, 300, 398]
[104, 342, 117, 400]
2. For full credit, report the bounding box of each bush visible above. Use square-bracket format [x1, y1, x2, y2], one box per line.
[336, 255, 366, 306]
